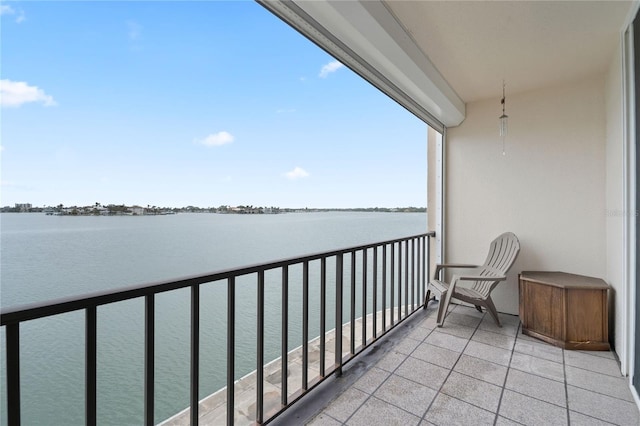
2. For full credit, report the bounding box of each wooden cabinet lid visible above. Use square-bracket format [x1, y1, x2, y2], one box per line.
[520, 271, 609, 289]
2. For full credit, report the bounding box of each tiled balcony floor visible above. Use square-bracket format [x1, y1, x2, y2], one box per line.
[279, 303, 640, 426]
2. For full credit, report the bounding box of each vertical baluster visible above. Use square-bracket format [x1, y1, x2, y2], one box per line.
[398, 242, 402, 320]
[86, 306, 97, 426]
[256, 271, 265, 423]
[412, 239, 416, 311]
[6, 323, 20, 426]
[382, 245, 387, 332]
[320, 257, 326, 377]
[373, 247, 378, 339]
[390, 243, 395, 326]
[145, 295, 155, 426]
[404, 240, 409, 317]
[350, 251, 356, 355]
[191, 285, 200, 426]
[421, 236, 426, 305]
[227, 277, 235, 426]
[362, 249, 367, 347]
[281, 266, 289, 404]
[427, 236, 431, 304]
[335, 254, 343, 376]
[302, 261, 309, 390]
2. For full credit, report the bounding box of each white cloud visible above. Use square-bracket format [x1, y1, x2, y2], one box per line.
[196, 131, 234, 147]
[1, 5, 25, 23]
[1, 80, 57, 108]
[319, 60, 344, 78]
[284, 166, 310, 180]
[127, 20, 142, 41]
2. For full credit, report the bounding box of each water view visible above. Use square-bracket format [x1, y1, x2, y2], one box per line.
[0, 211, 426, 425]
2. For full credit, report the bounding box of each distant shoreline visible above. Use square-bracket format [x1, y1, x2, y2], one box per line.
[2, 206, 426, 216]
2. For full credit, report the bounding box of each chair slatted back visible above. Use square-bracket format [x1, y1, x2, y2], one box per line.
[472, 232, 520, 297]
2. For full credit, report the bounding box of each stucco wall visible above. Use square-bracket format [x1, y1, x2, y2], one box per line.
[605, 39, 626, 359]
[446, 76, 607, 315]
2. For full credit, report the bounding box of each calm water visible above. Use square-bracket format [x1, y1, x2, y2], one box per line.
[0, 212, 426, 425]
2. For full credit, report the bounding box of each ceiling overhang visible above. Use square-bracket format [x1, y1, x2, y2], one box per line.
[259, 0, 466, 130]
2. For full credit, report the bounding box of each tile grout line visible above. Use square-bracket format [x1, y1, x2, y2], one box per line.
[563, 346, 571, 425]
[419, 304, 486, 423]
[493, 321, 520, 426]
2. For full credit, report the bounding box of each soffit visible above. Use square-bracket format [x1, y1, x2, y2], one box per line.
[384, 0, 632, 103]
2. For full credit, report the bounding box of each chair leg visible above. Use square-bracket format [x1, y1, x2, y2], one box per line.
[484, 297, 501, 327]
[437, 289, 453, 327]
[423, 290, 431, 309]
[475, 305, 483, 313]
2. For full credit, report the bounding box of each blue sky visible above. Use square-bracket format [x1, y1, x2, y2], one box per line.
[1, 1, 427, 209]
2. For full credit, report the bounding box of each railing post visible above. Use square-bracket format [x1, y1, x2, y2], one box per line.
[227, 277, 235, 426]
[335, 253, 343, 376]
[382, 245, 387, 332]
[281, 266, 289, 404]
[390, 243, 395, 326]
[144, 295, 155, 426]
[362, 249, 367, 347]
[86, 306, 97, 426]
[398, 242, 402, 320]
[373, 247, 377, 339]
[350, 251, 356, 355]
[320, 258, 326, 377]
[256, 271, 265, 423]
[302, 261, 309, 391]
[6, 323, 20, 426]
[191, 285, 200, 426]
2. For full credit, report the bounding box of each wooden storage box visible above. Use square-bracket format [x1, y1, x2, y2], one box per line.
[519, 271, 610, 350]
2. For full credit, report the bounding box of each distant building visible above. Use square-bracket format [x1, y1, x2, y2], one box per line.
[15, 203, 32, 212]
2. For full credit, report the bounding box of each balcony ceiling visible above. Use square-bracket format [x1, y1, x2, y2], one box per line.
[384, 0, 633, 103]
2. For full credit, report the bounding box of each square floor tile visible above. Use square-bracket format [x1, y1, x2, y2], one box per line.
[505, 369, 566, 407]
[453, 354, 508, 387]
[376, 350, 408, 372]
[565, 365, 634, 402]
[472, 329, 516, 350]
[347, 396, 421, 426]
[395, 336, 422, 355]
[567, 385, 640, 425]
[464, 340, 512, 366]
[425, 393, 495, 425]
[307, 413, 343, 426]
[353, 367, 390, 394]
[436, 322, 476, 339]
[513, 339, 563, 363]
[499, 389, 568, 426]
[564, 351, 622, 377]
[444, 311, 482, 329]
[440, 371, 502, 412]
[412, 343, 461, 369]
[373, 374, 437, 417]
[425, 330, 468, 352]
[478, 317, 519, 337]
[395, 356, 450, 390]
[569, 411, 618, 425]
[509, 352, 564, 382]
[324, 388, 369, 422]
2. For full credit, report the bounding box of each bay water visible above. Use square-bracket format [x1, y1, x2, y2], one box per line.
[0, 212, 426, 425]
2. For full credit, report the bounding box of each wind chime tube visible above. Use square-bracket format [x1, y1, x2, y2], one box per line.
[499, 81, 508, 155]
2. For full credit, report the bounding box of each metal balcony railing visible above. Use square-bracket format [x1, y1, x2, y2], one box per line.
[1, 231, 435, 425]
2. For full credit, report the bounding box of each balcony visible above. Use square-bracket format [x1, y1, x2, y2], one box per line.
[285, 304, 640, 426]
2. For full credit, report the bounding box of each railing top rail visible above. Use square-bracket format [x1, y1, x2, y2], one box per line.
[1, 231, 434, 325]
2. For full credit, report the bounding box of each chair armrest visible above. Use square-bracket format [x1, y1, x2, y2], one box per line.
[457, 275, 506, 282]
[434, 264, 479, 280]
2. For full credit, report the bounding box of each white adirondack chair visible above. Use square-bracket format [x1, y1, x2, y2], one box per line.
[424, 232, 520, 327]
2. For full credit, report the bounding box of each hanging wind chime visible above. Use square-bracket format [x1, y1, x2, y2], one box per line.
[499, 80, 508, 156]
